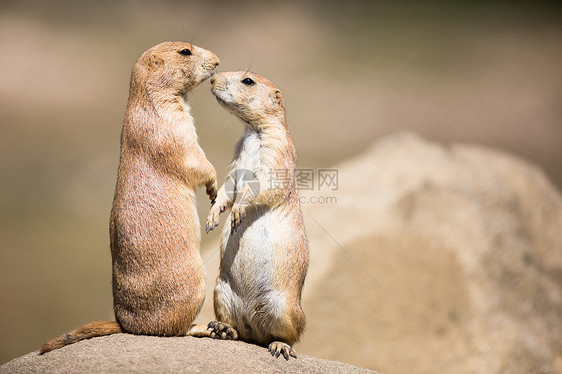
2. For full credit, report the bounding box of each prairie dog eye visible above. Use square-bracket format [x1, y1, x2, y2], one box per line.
[178, 49, 192, 56]
[241, 78, 255, 86]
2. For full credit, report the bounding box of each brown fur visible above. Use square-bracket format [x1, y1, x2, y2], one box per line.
[39, 42, 219, 354]
[40, 321, 122, 354]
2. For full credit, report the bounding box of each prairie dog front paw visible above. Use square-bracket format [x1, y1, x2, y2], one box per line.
[230, 203, 246, 234]
[206, 199, 228, 234]
[206, 180, 218, 203]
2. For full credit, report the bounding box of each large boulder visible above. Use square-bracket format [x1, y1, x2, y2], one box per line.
[0, 334, 378, 374]
[297, 132, 562, 374]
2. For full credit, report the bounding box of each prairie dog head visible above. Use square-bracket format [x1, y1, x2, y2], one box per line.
[211, 71, 285, 125]
[132, 41, 219, 96]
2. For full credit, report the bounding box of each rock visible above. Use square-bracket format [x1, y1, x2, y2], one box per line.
[0, 334, 379, 374]
[297, 132, 562, 374]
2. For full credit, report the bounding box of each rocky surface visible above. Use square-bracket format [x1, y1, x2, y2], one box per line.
[0, 334, 378, 374]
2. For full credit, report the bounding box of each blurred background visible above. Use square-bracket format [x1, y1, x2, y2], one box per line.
[1, 0, 561, 372]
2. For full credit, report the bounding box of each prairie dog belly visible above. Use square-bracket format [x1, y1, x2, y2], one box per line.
[217, 206, 291, 341]
[221, 206, 282, 289]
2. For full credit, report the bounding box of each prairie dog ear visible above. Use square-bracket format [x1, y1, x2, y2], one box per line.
[271, 89, 282, 107]
[149, 53, 164, 70]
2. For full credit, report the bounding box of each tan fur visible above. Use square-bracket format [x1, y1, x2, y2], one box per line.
[39, 42, 219, 354]
[205, 72, 309, 359]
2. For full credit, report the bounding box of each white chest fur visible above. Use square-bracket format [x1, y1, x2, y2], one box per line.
[177, 97, 197, 142]
[235, 130, 262, 173]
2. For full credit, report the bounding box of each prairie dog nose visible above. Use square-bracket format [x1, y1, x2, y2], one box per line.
[209, 54, 220, 68]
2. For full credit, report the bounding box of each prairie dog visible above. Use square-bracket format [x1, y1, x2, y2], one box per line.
[40, 41, 219, 354]
[205, 72, 309, 360]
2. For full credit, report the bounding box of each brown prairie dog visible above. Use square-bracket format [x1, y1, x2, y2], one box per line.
[204, 72, 309, 360]
[40, 41, 219, 354]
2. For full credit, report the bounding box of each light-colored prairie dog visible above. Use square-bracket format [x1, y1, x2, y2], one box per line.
[204, 71, 309, 360]
[40, 41, 219, 354]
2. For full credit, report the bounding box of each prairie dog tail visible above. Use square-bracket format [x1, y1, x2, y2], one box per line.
[40, 321, 122, 354]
